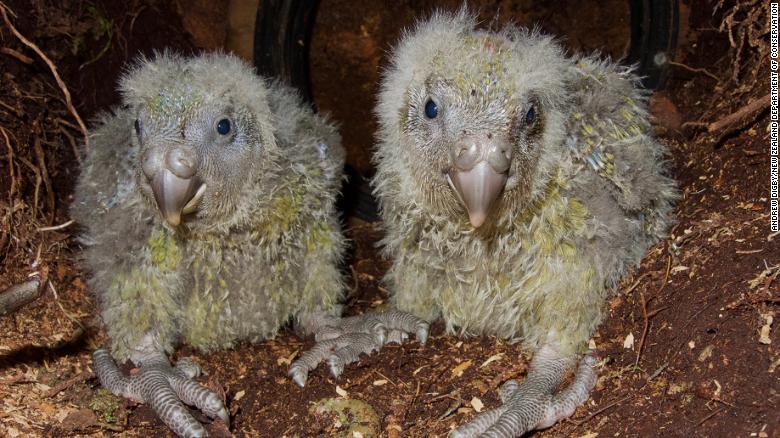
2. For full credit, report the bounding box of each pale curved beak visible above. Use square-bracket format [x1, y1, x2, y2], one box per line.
[143, 146, 205, 227]
[447, 163, 507, 228]
[150, 170, 206, 227]
[447, 135, 512, 228]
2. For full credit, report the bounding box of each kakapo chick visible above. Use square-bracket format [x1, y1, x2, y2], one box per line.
[369, 11, 677, 437]
[71, 53, 427, 438]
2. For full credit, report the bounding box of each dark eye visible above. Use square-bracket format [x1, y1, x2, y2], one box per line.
[216, 118, 231, 135]
[525, 106, 535, 125]
[424, 99, 438, 119]
[134, 119, 141, 135]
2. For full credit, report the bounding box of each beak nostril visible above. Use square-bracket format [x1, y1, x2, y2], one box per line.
[453, 141, 487, 171]
[165, 148, 198, 179]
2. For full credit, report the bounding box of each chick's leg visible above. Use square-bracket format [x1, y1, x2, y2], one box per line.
[93, 337, 228, 438]
[451, 344, 597, 438]
[289, 310, 429, 387]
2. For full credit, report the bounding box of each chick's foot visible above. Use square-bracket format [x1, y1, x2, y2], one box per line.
[451, 352, 597, 438]
[93, 349, 228, 438]
[289, 310, 429, 386]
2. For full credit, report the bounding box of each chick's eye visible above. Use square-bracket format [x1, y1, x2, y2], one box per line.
[525, 106, 535, 125]
[134, 119, 141, 135]
[216, 118, 231, 135]
[424, 99, 438, 119]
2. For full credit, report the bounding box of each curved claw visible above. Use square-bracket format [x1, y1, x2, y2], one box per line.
[498, 379, 520, 403]
[288, 332, 377, 387]
[174, 357, 202, 379]
[289, 311, 429, 387]
[288, 363, 309, 388]
[93, 349, 229, 438]
[450, 352, 598, 438]
[538, 352, 598, 429]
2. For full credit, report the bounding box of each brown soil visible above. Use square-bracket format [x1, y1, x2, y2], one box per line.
[0, 1, 776, 438]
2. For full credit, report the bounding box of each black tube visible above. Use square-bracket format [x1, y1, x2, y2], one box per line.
[628, 0, 679, 89]
[253, 0, 319, 104]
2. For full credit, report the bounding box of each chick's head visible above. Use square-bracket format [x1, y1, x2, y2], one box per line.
[120, 52, 278, 232]
[377, 11, 572, 228]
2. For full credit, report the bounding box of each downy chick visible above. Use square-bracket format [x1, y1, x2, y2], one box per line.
[72, 52, 426, 437]
[370, 10, 676, 437]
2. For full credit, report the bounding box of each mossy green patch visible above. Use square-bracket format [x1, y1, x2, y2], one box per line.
[310, 397, 380, 438]
[146, 87, 202, 119]
[272, 192, 302, 230]
[432, 34, 514, 107]
[306, 220, 332, 254]
[89, 388, 122, 423]
[185, 250, 227, 350]
[110, 270, 153, 331]
[256, 181, 305, 239]
[148, 229, 181, 272]
[183, 291, 224, 350]
[107, 261, 181, 360]
[515, 176, 589, 247]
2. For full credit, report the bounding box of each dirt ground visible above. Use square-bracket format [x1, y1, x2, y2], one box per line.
[0, 0, 777, 437]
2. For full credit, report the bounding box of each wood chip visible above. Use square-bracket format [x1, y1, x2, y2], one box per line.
[479, 354, 503, 368]
[668, 381, 689, 395]
[768, 357, 780, 373]
[623, 333, 634, 350]
[372, 379, 388, 386]
[412, 365, 428, 376]
[233, 390, 245, 402]
[758, 314, 773, 345]
[451, 360, 472, 377]
[276, 349, 298, 366]
[470, 397, 484, 413]
[748, 266, 779, 289]
[335, 385, 348, 397]
[698, 345, 714, 362]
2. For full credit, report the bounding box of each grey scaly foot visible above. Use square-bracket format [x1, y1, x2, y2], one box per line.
[289, 310, 429, 387]
[93, 349, 229, 438]
[450, 348, 597, 438]
[537, 354, 598, 429]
